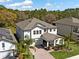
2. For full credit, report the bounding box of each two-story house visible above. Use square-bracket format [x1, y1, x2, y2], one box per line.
[55, 17, 79, 40]
[0, 28, 17, 59]
[16, 18, 64, 47]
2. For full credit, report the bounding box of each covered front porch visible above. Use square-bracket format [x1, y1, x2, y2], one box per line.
[41, 33, 64, 49]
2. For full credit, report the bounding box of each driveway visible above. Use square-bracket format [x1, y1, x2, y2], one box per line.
[30, 48, 55, 59]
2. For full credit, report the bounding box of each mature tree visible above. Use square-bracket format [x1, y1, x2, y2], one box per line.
[0, 22, 6, 27]
[0, 5, 6, 9]
[43, 14, 57, 24]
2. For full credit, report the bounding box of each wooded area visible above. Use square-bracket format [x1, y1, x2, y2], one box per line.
[0, 5, 79, 33]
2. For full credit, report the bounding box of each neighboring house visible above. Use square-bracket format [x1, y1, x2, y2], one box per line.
[0, 28, 17, 59]
[55, 17, 79, 40]
[16, 18, 64, 47]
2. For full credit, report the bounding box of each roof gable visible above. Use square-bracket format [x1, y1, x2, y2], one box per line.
[0, 28, 17, 43]
[41, 33, 61, 42]
[16, 18, 56, 30]
[55, 17, 79, 26]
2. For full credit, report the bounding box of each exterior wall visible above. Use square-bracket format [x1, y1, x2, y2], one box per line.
[31, 26, 44, 39]
[24, 30, 30, 40]
[53, 38, 64, 46]
[57, 23, 72, 36]
[0, 41, 15, 59]
[16, 23, 57, 45]
[16, 26, 24, 39]
[48, 28, 57, 35]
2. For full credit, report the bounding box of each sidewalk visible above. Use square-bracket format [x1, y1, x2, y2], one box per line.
[66, 55, 79, 59]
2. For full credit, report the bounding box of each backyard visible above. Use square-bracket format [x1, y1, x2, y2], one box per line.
[50, 42, 79, 59]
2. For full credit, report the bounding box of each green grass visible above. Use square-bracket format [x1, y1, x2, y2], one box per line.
[50, 42, 79, 59]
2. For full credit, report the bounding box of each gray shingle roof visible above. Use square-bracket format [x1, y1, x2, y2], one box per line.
[55, 17, 79, 27]
[0, 28, 17, 43]
[41, 33, 62, 42]
[16, 18, 56, 30]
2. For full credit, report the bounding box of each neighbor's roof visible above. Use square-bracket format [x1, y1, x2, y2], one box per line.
[55, 17, 79, 27]
[41, 33, 62, 42]
[0, 28, 17, 43]
[16, 18, 56, 30]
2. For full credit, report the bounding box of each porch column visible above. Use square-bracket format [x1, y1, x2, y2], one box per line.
[54, 40, 56, 46]
[63, 39, 64, 44]
[47, 42, 49, 47]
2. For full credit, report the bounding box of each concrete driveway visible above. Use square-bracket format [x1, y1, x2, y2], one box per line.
[30, 48, 55, 59]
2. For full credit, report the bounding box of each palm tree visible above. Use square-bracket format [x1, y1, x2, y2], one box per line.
[16, 40, 26, 59]
[63, 33, 73, 50]
[16, 37, 33, 59]
[25, 38, 33, 55]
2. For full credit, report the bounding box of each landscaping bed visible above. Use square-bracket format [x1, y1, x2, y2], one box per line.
[50, 42, 79, 59]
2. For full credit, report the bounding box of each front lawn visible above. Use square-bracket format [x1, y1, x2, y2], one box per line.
[50, 42, 79, 59]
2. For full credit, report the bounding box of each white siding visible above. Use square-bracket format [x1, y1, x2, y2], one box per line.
[48, 28, 57, 35]
[0, 41, 15, 59]
[16, 23, 57, 45]
[24, 30, 30, 39]
[31, 26, 44, 39]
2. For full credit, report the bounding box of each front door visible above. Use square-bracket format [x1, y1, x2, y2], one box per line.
[43, 40, 47, 47]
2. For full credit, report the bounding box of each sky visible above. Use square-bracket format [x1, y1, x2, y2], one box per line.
[0, 0, 79, 11]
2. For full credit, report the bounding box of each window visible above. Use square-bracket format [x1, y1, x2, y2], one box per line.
[37, 30, 39, 34]
[40, 30, 42, 34]
[53, 29, 56, 31]
[2, 43, 5, 50]
[50, 29, 52, 32]
[56, 40, 58, 43]
[25, 35, 28, 38]
[33, 30, 42, 34]
[33, 31, 36, 34]
[44, 29, 46, 32]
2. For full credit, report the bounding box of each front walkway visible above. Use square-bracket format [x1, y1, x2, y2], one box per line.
[66, 55, 79, 59]
[30, 47, 55, 59]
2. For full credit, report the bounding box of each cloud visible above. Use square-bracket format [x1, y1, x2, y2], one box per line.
[6, 0, 33, 10]
[45, 3, 52, 7]
[9, 0, 33, 7]
[74, 4, 79, 8]
[44, 3, 53, 10]
[0, 0, 10, 2]
[21, 6, 32, 8]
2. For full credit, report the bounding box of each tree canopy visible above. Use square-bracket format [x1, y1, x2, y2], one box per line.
[0, 5, 79, 33]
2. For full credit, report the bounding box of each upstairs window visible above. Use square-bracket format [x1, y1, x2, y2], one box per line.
[53, 29, 56, 31]
[37, 30, 39, 34]
[44, 29, 46, 32]
[50, 29, 52, 32]
[2, 43, 5, 50]
[33, 30, 42, 35]
[40, 30, 42, 34]
[33, 31, 36, 35]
